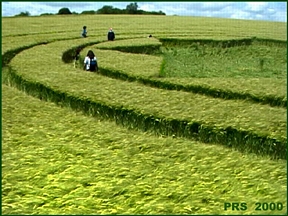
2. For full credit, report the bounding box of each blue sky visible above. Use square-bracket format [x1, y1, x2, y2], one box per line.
[1, 1, 287, 22]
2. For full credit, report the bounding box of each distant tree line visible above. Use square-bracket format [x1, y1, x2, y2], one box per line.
[95, 3, 165, 15]
[14, 11, 30, 17]
[13, 2, 165, 17]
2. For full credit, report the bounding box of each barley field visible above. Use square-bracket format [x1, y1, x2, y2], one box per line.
[2, 14, 287, 215]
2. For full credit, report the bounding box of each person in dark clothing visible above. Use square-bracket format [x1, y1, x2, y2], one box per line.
[107, 28, 115, 41]
[74, 46, 83, 68]
[84, 50, 98, 72]
[82, 26, 87, 37]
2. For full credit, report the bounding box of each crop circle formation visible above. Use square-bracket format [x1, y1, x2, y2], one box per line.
[2, 15, 287, 215]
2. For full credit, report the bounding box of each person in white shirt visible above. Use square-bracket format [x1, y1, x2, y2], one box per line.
[84, 50, 98, 72]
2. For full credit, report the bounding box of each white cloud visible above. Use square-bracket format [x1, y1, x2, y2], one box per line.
[271, 10, 287, 22]
[246, 2, 268, 13]
[139, 3, 156, 12]
[230, 10, 248, 20]
[2, 2, 58, 15]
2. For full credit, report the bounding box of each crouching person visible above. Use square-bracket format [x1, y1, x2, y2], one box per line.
[84, 50, 98, 72]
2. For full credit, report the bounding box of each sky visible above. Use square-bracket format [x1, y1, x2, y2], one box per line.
[1, 1, 287, 22]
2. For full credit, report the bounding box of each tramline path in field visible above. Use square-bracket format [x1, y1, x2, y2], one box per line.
[6, 36, 287, 159]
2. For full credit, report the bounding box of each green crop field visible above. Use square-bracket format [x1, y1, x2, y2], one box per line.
[2, 14, 287, 215]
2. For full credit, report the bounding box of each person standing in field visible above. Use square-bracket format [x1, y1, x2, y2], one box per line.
[74, 46, 83, 68]
[107, 28, 115, 41]
[84, 50, 98, 72]
[82, 26, 87, 37]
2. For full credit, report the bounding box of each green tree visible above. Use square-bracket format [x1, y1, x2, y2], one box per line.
[58, 7, 72, 15]
[112, 8, 126, 14]
[81, 10, 97, 15]
[15, 11, 30, 17]
[126, 2, 138, 14]
[97, 5, 114, 14]
[40, 13, 54, 16]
